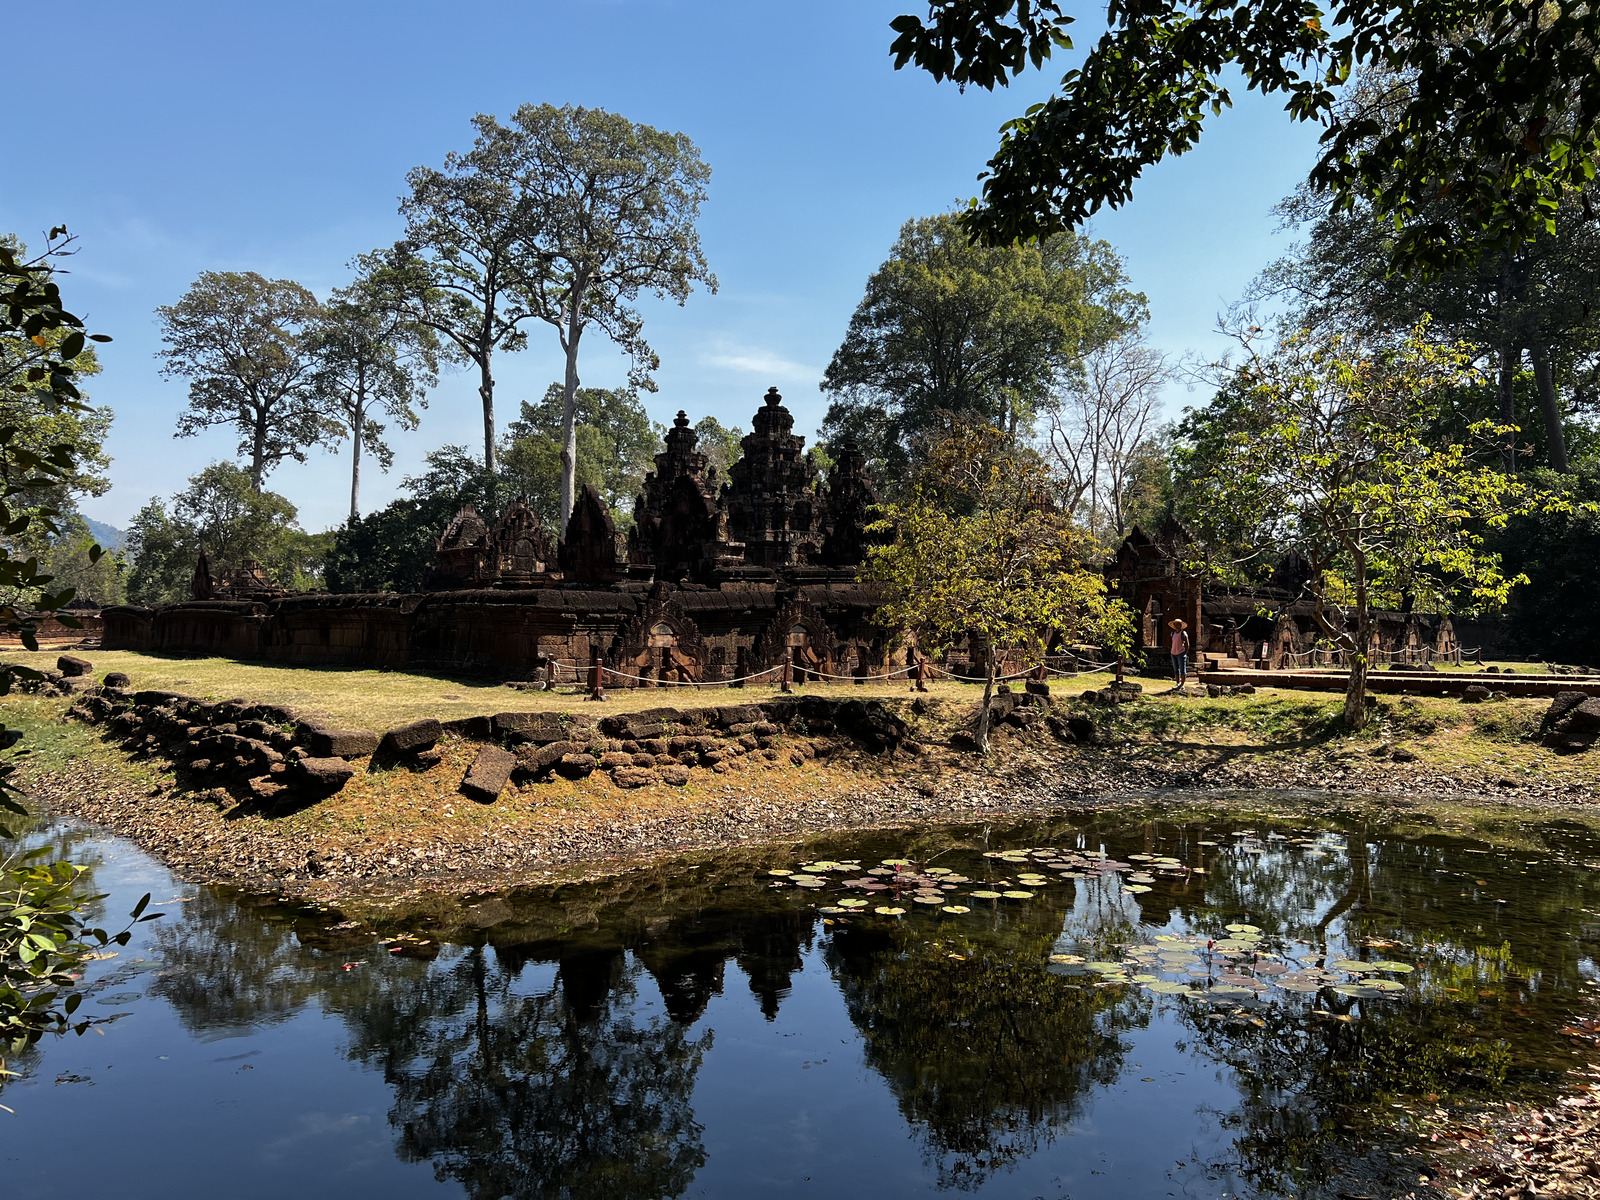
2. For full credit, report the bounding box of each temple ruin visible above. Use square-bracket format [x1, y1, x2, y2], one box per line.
[103, 388, 903, 685]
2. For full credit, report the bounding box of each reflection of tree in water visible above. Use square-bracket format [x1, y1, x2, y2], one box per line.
[147, 889, 329, 1033]
[338, 943, 710, 1200]
[147, 877, 820, 1200]
[825, 914, 1139, 1189]
[1154, 826, 1600, 1196]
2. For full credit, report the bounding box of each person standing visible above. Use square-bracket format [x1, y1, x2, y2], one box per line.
[1169, 619, 1190, 690]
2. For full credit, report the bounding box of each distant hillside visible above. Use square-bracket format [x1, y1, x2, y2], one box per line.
[83, 517, 126, 553]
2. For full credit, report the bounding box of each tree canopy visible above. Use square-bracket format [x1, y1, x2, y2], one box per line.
[889, 1, 1600, 273]
[822, 211, 1142, 489]
[863, 424, 1133, 751]
[158, 271, 338, 490]
[125, 462, 328, 605]
[1175, 326, 1544, 727]
[494, 103, 715, 528]
[310, 270, 439, 519]
[503, 383, 659, 526]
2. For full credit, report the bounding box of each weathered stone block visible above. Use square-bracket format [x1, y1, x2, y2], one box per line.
[293, 756, 356, 792]
[1543, 691, 1589, 731]
[716, 704, 763, 727]
[380, 719, 441, 755]
[611, 766, 658, 788]
[1566, 697, 1600, 730]
[1460, 684, 1492, 703]
[600, 751, 633, 768]
[516, 740, 583, 774]
[658, 765, 690, 786]
[56, 654, 92, 677]
[555, 752, 597, 777]
[102, 671, 131, 690]
[461, 745, 517, 802]
[441, 714, 492, 740]
[304, 726, 381, 759]
[490, 711, 577, 744]
[1025, 679, 1051, 698]
[631, 752, 657, 767]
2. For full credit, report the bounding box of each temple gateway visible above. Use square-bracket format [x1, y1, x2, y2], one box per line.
[103, 388, 906, 686]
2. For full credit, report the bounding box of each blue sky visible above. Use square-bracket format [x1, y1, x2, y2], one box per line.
[4, 1, 1323, 533]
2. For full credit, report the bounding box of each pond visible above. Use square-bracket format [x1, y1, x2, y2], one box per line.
[4, 795, 1599, 1199]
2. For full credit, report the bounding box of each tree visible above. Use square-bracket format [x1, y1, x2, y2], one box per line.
[1250, 68, 1600, 475]
[310, 271, 439, 519]
[1177, 326, 1543, 729]
[822, 212, 1142, 490]
[691, 415, 743, 486]
[1493, 463, 1600, 665]
[0, 229, 158, 1066]
[888, 1, 1600, 273]
[35, 515, 124, 607]
[324, 445, 503, 594]
[125, 463, 322, 605]
[370, 117, 542, 474]
[1043, 330, 1169, 543]
[502, 383, 660, 524]
[157, 271, 337, 490]
[863, 424, 1133, 752]
[498, 103, 716, 529]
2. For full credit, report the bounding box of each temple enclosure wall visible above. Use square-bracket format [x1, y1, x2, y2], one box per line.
[100, 581, 902, 685]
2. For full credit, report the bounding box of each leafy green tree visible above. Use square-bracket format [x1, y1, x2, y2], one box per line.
[0, 229, 158, 1074]
[125, 462, 322, 604]
[822, 212, 1141, 490]
[367, 117, 543, 474]
[1492, 463, 1600, 664]
[1177, 327, 1544, 729]
[863, 424, 1133, 752]
[1252, 69, 1600, 474]
[496, 104, 716, 528]
[158, 271, 338, 490]
[691, 415, 742, 485]
[310, 270, 439, 520]
[502, 383, 660, 524]
[888, 1, 1600, 273]
[36, 515, 124, 607]
[324, 446, 502, 593]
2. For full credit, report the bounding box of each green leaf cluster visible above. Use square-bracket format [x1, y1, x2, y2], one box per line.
[890, 1, 1600, 273]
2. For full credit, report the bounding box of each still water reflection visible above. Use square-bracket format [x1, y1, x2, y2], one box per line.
[4, 797, 1598, 1199]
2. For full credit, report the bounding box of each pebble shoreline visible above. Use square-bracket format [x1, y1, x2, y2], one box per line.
[29, 739, 1600, 901]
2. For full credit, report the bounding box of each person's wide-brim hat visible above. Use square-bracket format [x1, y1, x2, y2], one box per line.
[1168, 619, 1188, 629]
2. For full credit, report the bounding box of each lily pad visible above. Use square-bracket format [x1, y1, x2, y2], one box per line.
[1371, 979, 1407, 993]
[874, 906, 906, 916]
[1123, 885, 1152, 894]
[969, 890, 1004, 900]
[1333, 959, 1380, 974]
[767, 869, 794, 877]
[1148, 981, 1194, 995]
[818, 906, 847, 915]
[1002, 890, 1035, 899]
[941, 905, 971, 915]
[1333, 983, 1382, 999]
[913, 895, 945, 905]
[1370, 961, 1415, 973]
[837, 899, 869, 908]
[1225, 923, 1261, 934]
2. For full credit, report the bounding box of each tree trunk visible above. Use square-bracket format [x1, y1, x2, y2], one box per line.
[251, 408, 268, 493]
[974, 656, 996, 754]
[559, 298, 586, 531]
[1530, 344, 1569, 473]
[349, 394, 364, 523]
[1342, 638, 1369, 730]
[1498, 343, 1518, 475]
[478, 356, 497, 474]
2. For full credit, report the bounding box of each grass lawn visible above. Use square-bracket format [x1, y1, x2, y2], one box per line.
[0, 649, 1114, 731]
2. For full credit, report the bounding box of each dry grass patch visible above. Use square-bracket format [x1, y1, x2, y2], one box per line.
[0, 649, 1103, 730]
